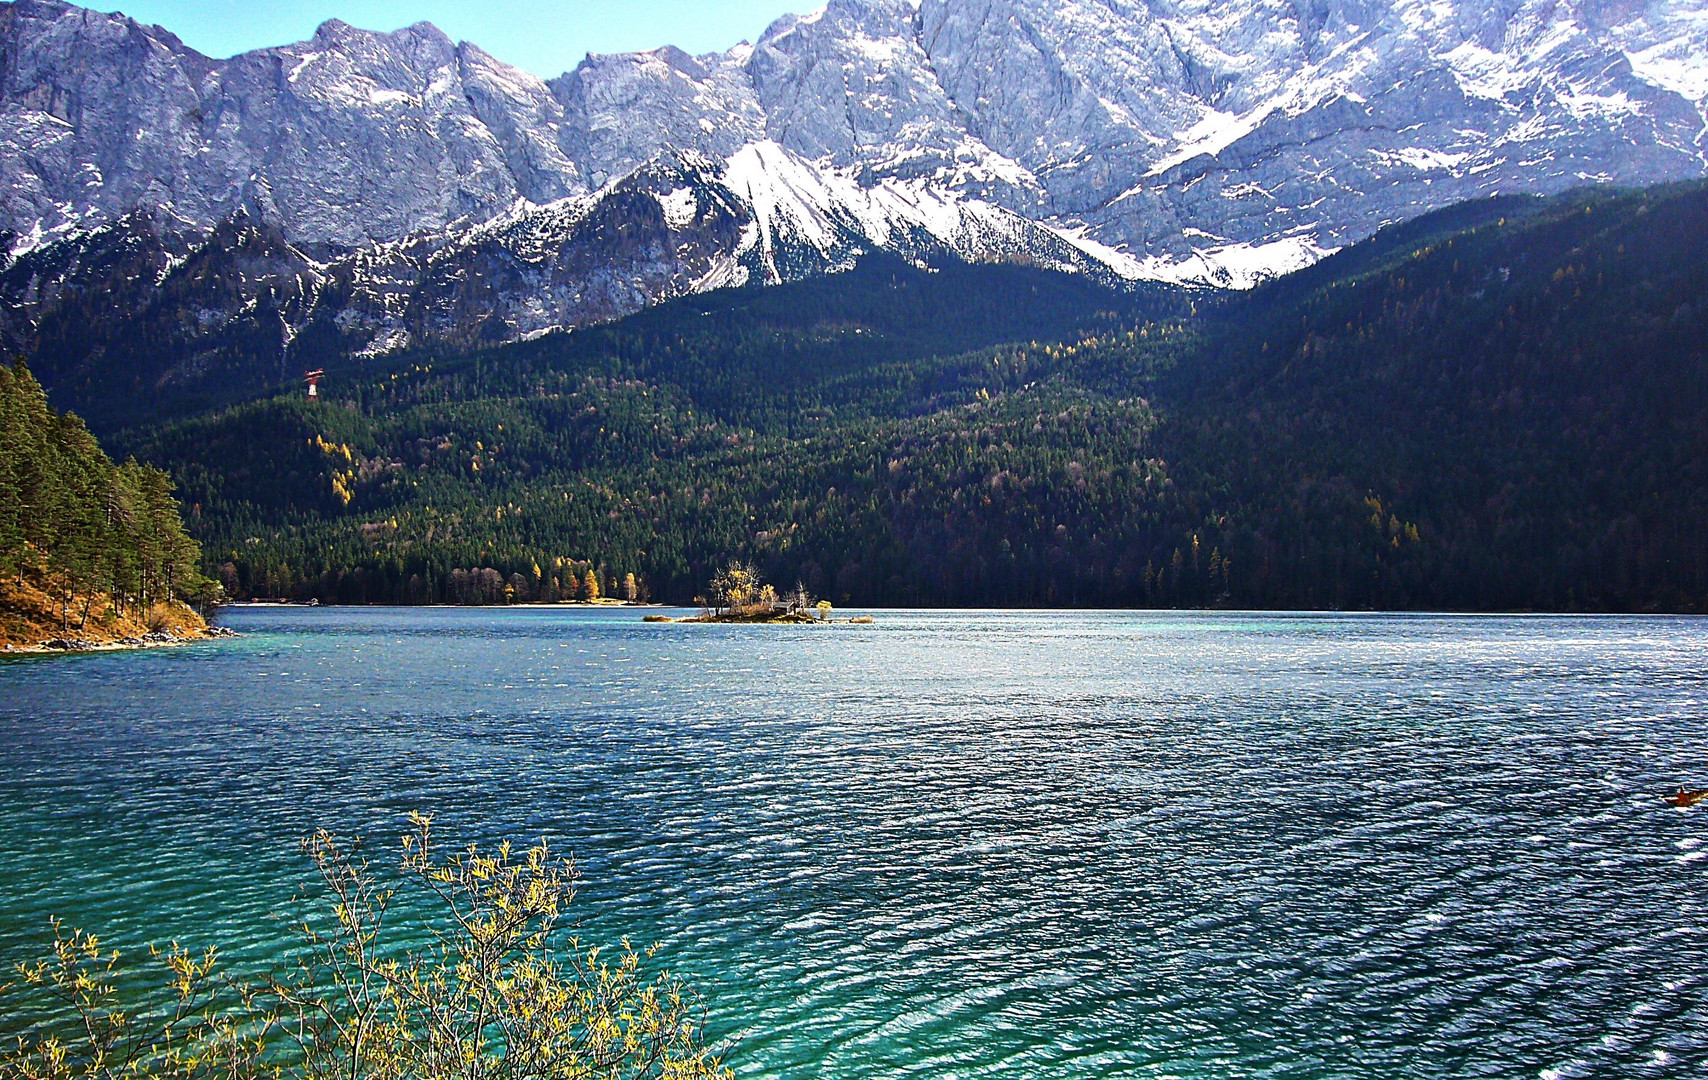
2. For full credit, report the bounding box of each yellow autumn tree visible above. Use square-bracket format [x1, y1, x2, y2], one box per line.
[0, 815, 732, 1080]
[708, 561, 760, 614]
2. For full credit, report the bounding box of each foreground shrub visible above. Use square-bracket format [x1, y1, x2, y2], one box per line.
[0, 814, 729, 1080]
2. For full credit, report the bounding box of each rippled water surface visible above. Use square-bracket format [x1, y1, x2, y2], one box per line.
[3, 609, 1708, 1077]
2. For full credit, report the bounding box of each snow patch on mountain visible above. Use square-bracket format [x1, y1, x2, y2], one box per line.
[1628, 38, 1708, 105]
[1132, 236, 1338, 290]
[716, 140, 1120, 285]
[657, 187, 699, 229]
[1146, 108, 1269, 178]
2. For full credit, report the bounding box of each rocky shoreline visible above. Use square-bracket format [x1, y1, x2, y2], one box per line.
[3, 625, 238, 656]
[645, 612, 875, 625]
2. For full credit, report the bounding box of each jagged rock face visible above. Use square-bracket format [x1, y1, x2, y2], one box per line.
[744, 0, 1047, 208]
[1041, 0, 1708, 257]
[917, 0, 1181, 210]
[5, 0, 1704, 258]
[0, 2, 597, 246]
[0, 0, 1705, 359]
[0, 210, 330, 427]
[0, 141, 1130, 424]
[551, 47, 766, 190]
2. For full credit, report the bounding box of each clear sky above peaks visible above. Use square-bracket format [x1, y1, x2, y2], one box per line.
[97, 1, 806, 77]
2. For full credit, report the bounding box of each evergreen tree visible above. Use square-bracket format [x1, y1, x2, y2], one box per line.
[0, 360, 211, 621]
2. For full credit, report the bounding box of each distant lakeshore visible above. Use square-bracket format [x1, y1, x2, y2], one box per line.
[227, 599, 667, 609]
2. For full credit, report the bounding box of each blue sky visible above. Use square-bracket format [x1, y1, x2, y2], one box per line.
[98, 1, 807, 77]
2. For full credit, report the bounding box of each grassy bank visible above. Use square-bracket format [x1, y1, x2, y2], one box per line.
[0, 570, 219, 651]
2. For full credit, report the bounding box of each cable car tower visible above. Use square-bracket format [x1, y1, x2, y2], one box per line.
[304, 369, 325, 399]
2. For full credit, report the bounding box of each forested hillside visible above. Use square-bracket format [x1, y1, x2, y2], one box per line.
[1, 361, 214, 645]
[119, 260, 1186, 606]
[85, 181, 1708, 611]
[1157, 183, 1708, 610]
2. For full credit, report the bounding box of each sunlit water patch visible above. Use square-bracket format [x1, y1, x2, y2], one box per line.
[2, 609, 1706, 1077]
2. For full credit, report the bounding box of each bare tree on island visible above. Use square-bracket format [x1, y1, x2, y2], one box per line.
[708, 560, 761, 616]
[672, 561, 850, 623]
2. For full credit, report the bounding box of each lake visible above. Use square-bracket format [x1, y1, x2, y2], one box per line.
[2, 608, 1706, 1077]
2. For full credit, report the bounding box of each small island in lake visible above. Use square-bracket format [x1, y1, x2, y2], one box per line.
[645, 561, 874, 624]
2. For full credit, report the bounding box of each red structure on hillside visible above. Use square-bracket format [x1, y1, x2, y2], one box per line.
[304, 369, 324, 399]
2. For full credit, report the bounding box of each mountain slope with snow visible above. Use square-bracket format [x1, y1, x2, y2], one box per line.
[0, 138, 1153, 401]
[1, 0, 1704, 360]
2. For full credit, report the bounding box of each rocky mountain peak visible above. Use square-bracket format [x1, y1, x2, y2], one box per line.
[5, 0, 1704, 257]
[1, 0, 1705, 371]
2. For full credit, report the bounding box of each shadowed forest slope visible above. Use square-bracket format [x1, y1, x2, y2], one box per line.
[63, 181, 1708, 611]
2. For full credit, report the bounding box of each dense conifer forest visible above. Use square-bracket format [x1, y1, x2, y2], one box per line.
[32, 180, 1707, 611]
[1, 360, 212, 643]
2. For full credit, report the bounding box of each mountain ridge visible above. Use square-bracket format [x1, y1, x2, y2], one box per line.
[5, 0, 1703, 255]
[1, 0, 1705, 371]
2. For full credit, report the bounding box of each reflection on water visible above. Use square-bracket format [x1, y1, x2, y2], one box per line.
[2, 608, 1706, 1076]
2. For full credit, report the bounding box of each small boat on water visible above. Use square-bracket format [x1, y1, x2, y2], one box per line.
[1670, 788, 1708, 808]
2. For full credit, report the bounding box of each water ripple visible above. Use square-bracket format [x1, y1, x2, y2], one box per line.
[2, 609, 1707, 1076]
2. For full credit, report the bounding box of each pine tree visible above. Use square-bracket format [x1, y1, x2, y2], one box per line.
[8, 360, 58, 572]
[1, 359, 211, 625]
[0, 365, 28, 580]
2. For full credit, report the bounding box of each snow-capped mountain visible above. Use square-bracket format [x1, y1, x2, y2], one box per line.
[0, 138, 1135, 372]
[1, 0, 1704, 357]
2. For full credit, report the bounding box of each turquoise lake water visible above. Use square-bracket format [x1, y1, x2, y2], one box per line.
[2, 608, 1706, 1077]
